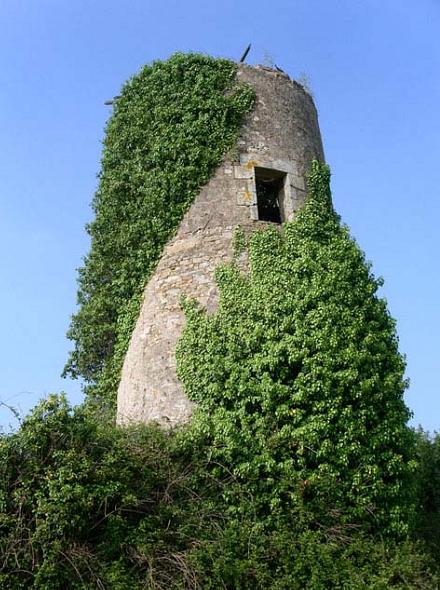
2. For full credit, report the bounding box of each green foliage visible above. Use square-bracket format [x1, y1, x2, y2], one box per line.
[413, 429, 440, 554]
[0, 395, 196, 589]
[63, 53, 255, 408]
[177, 161, 416, 537]
[190, 524, 438, 589]
[0, 396, 438, 589]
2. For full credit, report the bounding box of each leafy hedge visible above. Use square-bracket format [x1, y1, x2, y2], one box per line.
[63, 53, 255, 408]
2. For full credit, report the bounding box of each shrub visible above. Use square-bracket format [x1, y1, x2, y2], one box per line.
[0, 397, 437, 587]
[0, 395, 195, 588]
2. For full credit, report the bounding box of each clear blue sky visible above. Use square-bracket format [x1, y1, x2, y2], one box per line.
[0, 0, 439, 432]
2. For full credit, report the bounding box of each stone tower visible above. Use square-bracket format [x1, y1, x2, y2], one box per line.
[116, 63, 324, 426]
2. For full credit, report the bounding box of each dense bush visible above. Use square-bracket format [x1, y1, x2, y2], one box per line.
[0, 396, 438, 589]
[0, 395, 214, 589]
[63, 53, 255, 408]
[177, 162, 416, 537]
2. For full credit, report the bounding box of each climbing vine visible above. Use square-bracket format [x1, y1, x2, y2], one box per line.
[63, 53, 255, 407]
[176, 161, 416, 537]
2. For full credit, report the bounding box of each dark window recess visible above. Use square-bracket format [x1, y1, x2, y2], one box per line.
[255, 168, 285, 223]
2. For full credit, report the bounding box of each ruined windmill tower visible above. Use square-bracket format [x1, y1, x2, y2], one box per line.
[116, 62, 324, 427]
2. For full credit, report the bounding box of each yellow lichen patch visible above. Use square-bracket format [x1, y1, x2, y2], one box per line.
[242, 190, 253, 202]
[245, 159, 259, 170]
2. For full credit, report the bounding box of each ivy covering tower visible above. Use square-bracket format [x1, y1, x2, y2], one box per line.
[176, 162, 416, 536]
[113, 56, 324, 426]
[63, 53, 255, 406]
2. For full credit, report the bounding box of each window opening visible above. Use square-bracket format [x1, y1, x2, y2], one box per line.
[255, 167, 286, 223]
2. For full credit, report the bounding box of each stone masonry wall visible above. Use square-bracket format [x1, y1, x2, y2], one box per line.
[116, 64, 325, 426]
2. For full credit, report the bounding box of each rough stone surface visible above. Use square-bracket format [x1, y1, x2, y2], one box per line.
[116, 64, 325, 426]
